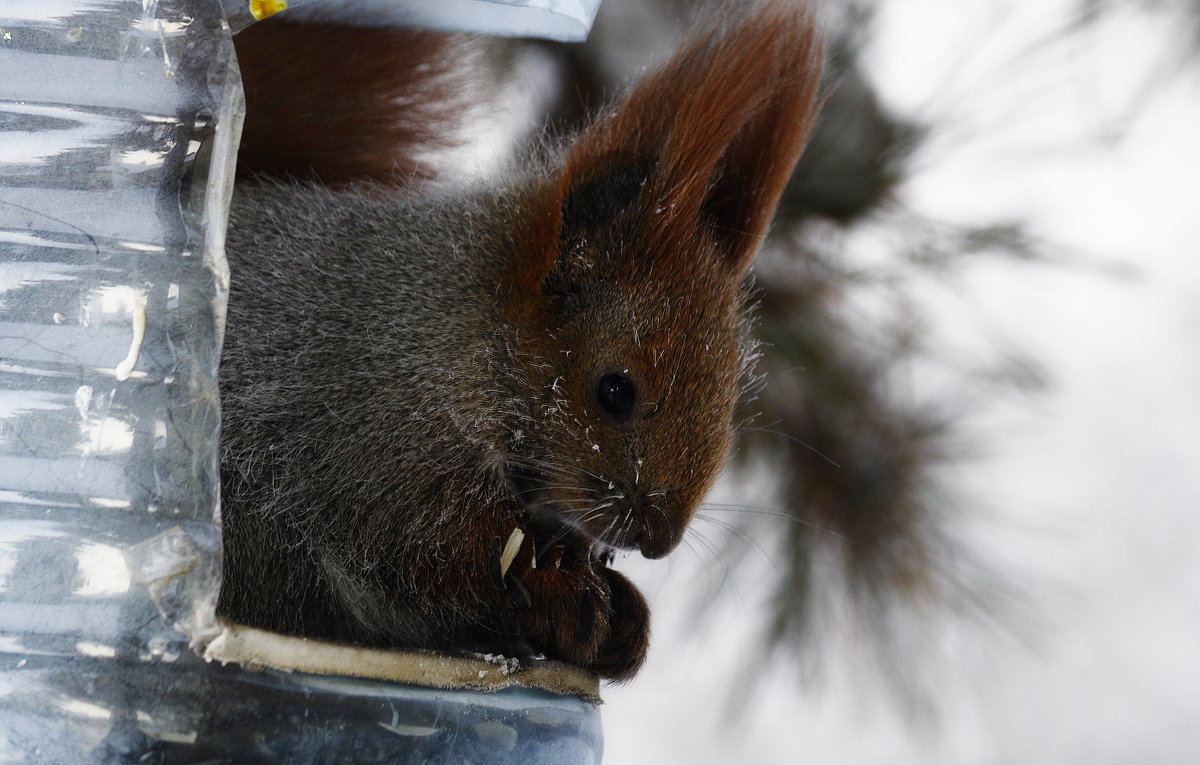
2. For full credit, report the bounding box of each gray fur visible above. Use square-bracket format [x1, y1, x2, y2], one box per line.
[215, 5, 820, 672]
[219, 179, 540, 651]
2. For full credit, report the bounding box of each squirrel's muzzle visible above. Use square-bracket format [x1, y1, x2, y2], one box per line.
[635, 510, 685, 559]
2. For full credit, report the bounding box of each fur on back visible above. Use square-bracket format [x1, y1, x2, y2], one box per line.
[220, 179, 538, 647]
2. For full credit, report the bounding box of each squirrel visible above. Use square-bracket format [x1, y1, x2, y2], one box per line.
[217, 3, 823, 681]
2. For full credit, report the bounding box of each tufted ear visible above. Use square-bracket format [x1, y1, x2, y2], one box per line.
[527, 4, 823, 285]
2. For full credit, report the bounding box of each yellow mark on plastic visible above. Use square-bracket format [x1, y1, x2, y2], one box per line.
[249, 0, 288, 20]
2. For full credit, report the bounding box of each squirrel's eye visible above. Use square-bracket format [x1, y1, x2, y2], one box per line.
[596, 372, 638, 422]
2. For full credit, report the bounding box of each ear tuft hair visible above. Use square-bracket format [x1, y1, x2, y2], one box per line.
[554, 3, 824, 276]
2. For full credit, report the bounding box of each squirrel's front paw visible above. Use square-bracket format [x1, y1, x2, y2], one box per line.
[514, 556, 611, 670]
[585, 567, 649, 681]
[507, 544, 649, 680]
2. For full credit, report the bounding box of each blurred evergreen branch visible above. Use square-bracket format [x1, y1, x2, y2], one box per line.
[534, 0, 1184, 697]
[536, 0, 1050, 685]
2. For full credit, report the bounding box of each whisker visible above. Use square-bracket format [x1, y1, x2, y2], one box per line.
[741, 423, 842, 469]
[690, 515, 779, 571]
[676, 531, 737, 605]
[513, 483, 603, 496]
[698, 503, 847, 539]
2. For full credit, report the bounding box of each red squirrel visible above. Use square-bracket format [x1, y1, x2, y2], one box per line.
[218, 4, 823, 680]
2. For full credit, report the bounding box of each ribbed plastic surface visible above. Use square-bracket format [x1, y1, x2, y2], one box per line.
[0, 2, 602, 762]
[0, 0, 233, 654]
[267, 0, 603, 41]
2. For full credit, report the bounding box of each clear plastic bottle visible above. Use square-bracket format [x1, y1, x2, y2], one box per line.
[0, 1, 602, 762]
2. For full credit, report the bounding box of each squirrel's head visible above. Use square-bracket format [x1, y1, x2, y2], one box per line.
[498, 6, 822, 560]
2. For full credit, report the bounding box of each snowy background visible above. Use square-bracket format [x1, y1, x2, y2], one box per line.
[598, 1, 1200, 762]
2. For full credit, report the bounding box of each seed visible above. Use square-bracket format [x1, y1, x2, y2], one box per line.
[498, 528, 525, 578]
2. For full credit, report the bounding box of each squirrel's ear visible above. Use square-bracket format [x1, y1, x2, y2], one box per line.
[550, 5, 823, 278]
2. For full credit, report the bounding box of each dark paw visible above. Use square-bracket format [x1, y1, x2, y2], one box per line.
[515, 556, 612, 670]
[587, 568, 649, 681]
[508, 546, 649, 680]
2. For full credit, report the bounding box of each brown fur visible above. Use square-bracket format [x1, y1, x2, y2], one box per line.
[234, 20, 471, 185]
[505, 6, 823, 554]
[220, 4, 823, 680]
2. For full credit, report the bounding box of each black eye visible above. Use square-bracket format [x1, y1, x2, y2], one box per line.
[595, 372, 638, 422]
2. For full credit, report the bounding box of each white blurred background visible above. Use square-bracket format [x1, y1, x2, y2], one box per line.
[593, 1, 1200, 762]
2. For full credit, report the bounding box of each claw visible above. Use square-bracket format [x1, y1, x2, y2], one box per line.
[508, 575, 532, 609]
[488, 537, 507, 591]
[536, 544, 567, 571]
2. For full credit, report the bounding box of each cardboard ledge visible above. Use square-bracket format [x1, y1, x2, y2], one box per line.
[204, 619, 602, 704]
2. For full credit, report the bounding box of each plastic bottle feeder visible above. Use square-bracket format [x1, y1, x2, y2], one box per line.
[0, 1, 604, 762]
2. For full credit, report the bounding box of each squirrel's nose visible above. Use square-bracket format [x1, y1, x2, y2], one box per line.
[636, 509, 685, 559]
